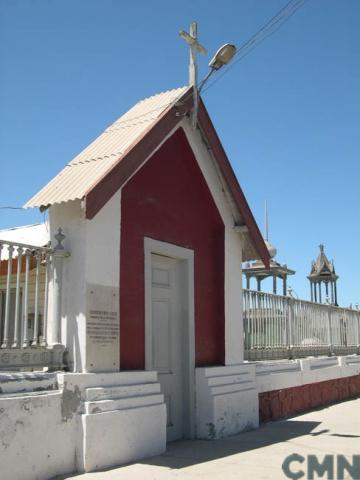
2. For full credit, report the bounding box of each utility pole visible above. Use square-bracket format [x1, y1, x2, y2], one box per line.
[179, 22, 207, 129]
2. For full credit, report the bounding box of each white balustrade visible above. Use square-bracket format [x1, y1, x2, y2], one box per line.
[243, 289, 360, 360]
[0, 229, 69, 371]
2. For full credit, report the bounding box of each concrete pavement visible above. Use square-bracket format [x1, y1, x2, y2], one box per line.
[53, 398, 360, 480]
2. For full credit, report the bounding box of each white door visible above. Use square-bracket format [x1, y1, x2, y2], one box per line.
[150, 253, 184, 442]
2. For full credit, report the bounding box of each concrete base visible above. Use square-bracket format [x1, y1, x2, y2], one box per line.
[57, 371, 167, 472]
[0, 371, 166, 480]
[83, 404, 166, 471]
[51, 398, 360, 480]
[0, 388, 76, 480]
[255, 354, 360, 393]
[195, 364, 258, 439]
[2, 357, 360, 479]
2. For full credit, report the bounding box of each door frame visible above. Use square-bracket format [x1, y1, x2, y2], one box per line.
[144, 237, 195, 439]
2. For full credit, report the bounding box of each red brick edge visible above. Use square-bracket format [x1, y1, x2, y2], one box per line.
[259, 374, 360, 423]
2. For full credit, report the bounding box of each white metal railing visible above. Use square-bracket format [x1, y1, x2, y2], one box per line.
[243, 289, 360, 360]
[0, 228, 69, 371]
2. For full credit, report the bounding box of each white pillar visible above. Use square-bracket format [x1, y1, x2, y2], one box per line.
[1, 245, 13, 348]
[12, 247, 23, 347]
[49, 229, 69, 347]
[224, 229, 243, 365]
[22, 250, 31, 347]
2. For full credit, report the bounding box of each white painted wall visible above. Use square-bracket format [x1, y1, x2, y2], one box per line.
[0, 390, 77, 480]
[49, 200, 86, 372]
[224, 230, 244, 364]
[255, 355, 360, 393]
[0, 370, 166, 479]
[85, 191, 121, 289]
[49, 191, 121, 373]
[57, 371, 166, 473]
[195, 364, 258, 439]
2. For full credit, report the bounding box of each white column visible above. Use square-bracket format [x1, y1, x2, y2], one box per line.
[49, 229, 69, 347]
[287, 297, 295, 358]
[1, 245, 13, 348]
[327, 306, 334, 356]
[273, 275, 277, 294]
[41, 255, 50, 346]
[22, 250, 31, 347]
[224, 229, 243, 365]
[31, 251, 41, 346]
[12, 247, 23, 347]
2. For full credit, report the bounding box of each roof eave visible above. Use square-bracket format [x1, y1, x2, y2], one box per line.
[197, 98, 270, 268]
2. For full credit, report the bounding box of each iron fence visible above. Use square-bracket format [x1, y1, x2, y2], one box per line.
[243, 289, 360, 360]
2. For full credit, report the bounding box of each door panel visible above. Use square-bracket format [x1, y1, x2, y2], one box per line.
[152, 299, 171, 373]
[151, 254, 184, 441]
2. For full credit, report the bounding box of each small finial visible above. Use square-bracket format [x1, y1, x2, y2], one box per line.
[319, 244, 324, 253]
[54, 228, 65, 250]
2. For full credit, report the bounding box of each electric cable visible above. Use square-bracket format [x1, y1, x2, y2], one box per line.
[201, 0, 307, 94]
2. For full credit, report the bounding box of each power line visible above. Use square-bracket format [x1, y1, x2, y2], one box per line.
[51, 1, 307, 136]
[0, 206, 25, 210]
[201, 0, 307, 94]
[0, 1, 307, 184]
[89, 0, 308, 130]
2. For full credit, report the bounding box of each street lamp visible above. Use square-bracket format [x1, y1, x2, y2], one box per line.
[179, 22, 236, 127]
[209, 43, 237, 70]
[198, 43, 236, 93]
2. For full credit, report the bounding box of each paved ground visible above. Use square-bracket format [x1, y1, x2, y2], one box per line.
[54, 398, 360, 480]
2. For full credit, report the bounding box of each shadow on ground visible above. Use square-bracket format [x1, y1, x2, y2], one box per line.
[138, 419, 322, 469]
[53, 417, 322, 478]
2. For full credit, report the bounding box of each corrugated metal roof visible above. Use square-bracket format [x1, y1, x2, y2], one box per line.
[25, 86, 189, 208]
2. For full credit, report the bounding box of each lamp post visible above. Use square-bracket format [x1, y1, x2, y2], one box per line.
[180, 23, 236, 128]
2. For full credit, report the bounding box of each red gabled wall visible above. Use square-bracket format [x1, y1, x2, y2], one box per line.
[120, 127, 225, 369]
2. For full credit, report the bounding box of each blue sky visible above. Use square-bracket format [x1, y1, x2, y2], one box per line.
[0, 0, 359, 306]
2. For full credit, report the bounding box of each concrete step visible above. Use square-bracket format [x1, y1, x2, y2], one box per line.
[85, 393, 164, 414]
[0, 372, 58, 395]
[85, 382, 161, 402]
[208, 373, 252, 387]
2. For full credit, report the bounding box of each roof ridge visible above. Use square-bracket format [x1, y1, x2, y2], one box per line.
[68, 152, 122, 167]
[136, 86, 188, 105]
